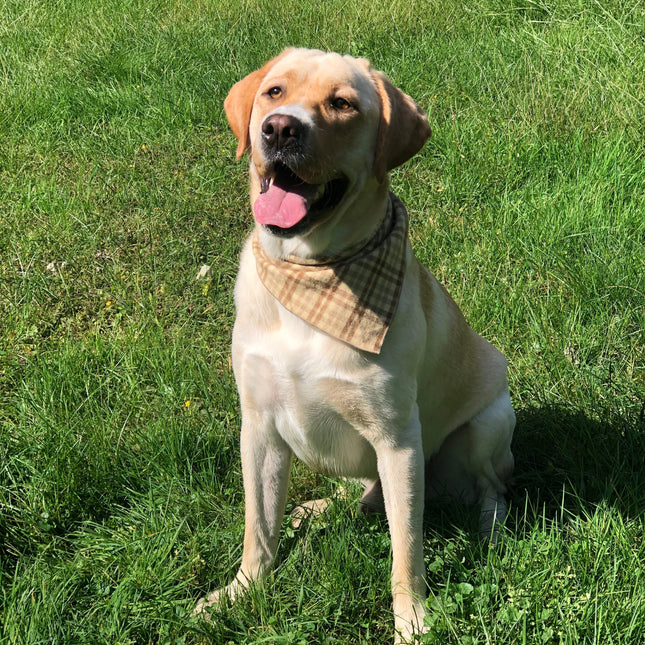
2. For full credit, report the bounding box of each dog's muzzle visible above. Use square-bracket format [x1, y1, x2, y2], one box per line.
[254, 113, 349, 236]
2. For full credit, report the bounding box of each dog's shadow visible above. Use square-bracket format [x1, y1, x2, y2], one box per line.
[510, 404, 644, 521]
[422, 404, 645, 537]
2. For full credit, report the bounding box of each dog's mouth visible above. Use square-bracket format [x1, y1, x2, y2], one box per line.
[254, 162, 349, 237]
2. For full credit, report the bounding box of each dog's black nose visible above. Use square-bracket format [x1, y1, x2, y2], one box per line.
[261, 114, 303, 151]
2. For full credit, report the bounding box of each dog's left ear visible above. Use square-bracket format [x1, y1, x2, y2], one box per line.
[371, 69, 431, 183]
[224, 49, 293, 160]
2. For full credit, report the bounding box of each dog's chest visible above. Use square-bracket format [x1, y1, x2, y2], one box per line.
[233, 302, 383, 479]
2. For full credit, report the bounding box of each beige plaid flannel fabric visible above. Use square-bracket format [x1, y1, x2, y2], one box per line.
[252, 193, 409, 353]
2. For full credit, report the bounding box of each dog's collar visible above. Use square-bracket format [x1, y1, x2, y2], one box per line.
[252, 193, 408, 353]
[278, 198, 396, 267]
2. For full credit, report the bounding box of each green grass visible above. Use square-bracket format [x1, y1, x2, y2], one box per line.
[1, 0, 643, 643]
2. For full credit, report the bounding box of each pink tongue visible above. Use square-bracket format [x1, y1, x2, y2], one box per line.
[253, 182, 311, 228]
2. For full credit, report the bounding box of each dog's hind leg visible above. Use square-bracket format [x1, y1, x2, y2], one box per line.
[423, 389, 515, 542]
[468, 390, 515, 542]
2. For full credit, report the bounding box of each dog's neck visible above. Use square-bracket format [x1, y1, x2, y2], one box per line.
[254, 178, 390, 262]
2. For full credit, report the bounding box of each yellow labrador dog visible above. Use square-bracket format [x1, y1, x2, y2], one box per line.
[195, 48, 515, 643]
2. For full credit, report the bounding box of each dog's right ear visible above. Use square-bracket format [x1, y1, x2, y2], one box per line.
[224, 49, 293, 160]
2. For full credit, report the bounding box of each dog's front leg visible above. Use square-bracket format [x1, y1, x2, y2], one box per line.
[376, 417, 427, 643]
[194, 408, 292, 615]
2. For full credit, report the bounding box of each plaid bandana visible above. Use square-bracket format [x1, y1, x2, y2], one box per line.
[252, 193, 408, 353]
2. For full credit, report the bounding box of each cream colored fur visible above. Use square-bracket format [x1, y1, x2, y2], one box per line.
[194, 48, 515, 644]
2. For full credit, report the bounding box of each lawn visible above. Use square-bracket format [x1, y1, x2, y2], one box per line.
[1, 0, 644, 643]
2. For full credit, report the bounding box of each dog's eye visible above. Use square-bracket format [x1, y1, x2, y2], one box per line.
[267, 87, 283, 99]
[331, 97, 352, 111]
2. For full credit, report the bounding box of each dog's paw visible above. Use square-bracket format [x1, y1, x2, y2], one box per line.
[393, 598, 428, 644]
[192, 585, 236, 620]
[291, 485, 349, 529]
[394, 623, 428, 644]
[191, 593, 218, 621]
[290, 497, 333, 529]
[478, 491, 507, 543]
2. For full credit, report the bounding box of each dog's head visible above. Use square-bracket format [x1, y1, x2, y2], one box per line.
[224, 48, 430, 254]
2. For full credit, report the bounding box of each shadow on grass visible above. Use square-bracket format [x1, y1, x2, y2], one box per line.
[420, 403, 645, 539]
[509, 404, 645, 526]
